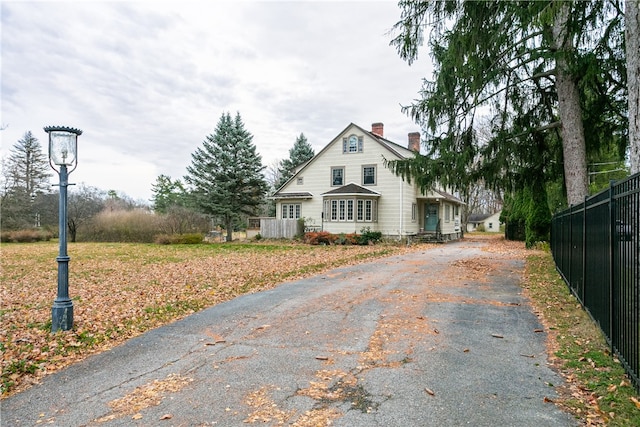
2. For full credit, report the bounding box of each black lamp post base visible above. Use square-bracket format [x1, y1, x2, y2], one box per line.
[52, 303, 74, 332]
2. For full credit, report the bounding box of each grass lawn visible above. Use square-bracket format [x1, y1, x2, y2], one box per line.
[1, 240, 407, 396]
[524, 252, 640, 426]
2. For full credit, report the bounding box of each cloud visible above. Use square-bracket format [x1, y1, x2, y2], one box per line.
[1, 1, 431, 201]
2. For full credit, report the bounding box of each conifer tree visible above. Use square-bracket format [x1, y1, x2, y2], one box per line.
[184, 112, 268, 241]
[150, 174, 188, 213]
[275, 133, 315, 190]
[1, 131, 52, 229]
[387, 0, 627, 207]
[5, 131, 51, 196]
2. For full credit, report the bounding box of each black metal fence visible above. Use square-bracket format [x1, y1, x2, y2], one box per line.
[551, 172, 639, 390]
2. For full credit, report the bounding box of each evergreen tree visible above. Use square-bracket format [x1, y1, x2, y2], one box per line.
[5, 131, 52, 196]
[275, 133, 315, 190]
[184, 112, 268, 241]
[150, 174, 188, 213]
[387, 0, 627, 207]
[1, 131, 52, 229]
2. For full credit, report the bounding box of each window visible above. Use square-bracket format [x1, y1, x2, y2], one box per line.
[489, 222, 494, 229]
[331, 167, 344, 186]
[356, 199, 377, 222]
[445, 205, 450, 223]
[297, 177, 303, 185]
[324, 198, 377, 222]
[281, 203, 301, 219]
[455, 205, 459, 216]
[342, 135, 363, 153]
[362, 165, 376, 185]
[411, 203, 417, 222]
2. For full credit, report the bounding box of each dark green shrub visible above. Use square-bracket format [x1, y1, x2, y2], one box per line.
[179, 233, 204, 244]
[154, 233, 204, 245]
[358, 227, 382, 245]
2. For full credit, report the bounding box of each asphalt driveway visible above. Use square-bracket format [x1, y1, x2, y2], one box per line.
[1, 239, 577, 426]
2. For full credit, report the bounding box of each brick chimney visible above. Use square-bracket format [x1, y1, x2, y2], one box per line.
[371, 122, 384, 137]
[408, 132, 421, 152]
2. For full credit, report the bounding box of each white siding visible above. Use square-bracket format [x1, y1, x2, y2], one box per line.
[275, 124, 459, 238]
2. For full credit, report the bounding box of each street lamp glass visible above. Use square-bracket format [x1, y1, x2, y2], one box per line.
[49, 130, 78, 166]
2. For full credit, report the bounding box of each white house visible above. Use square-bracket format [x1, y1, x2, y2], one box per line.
[271, 122, 464, 241]
[466, 211, 503, 233]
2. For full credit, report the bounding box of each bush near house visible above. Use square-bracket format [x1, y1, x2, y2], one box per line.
[303, 228, 383, 246]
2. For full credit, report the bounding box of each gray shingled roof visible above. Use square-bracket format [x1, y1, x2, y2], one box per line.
[321, 183, 381, 196]
[271, 192, 313, 200]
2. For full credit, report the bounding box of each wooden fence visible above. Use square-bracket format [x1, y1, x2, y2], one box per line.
[258, 218, 302, 239]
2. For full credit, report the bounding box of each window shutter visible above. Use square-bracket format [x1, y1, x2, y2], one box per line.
[358, 136, 363, 152]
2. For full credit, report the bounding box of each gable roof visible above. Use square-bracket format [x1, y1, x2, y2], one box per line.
[271, 191, 313, 200]
[433, 189, 465, 205]
[321, 183, 381, 197]
[468, 211, 501, 223]
[273, 122, 415, 196]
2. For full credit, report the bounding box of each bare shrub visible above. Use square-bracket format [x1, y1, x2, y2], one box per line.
[159, 206, 210, 235]
[1, 229, 53, 243]
[81, 209, 162, 242]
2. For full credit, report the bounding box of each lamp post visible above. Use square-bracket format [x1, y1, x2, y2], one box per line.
[45, 125, 82, 332]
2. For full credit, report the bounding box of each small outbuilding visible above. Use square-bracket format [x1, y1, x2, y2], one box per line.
[467, 211, 503, 233]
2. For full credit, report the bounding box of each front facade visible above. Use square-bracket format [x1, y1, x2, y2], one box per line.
[466, 211, 503, 233]
[272, 122, 464, 240]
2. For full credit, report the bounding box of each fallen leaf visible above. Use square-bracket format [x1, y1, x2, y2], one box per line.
[160, 414, 173, 420]
[543, 397, 554, 403]
[534, 329, 544, 333]
[492, 334, 504, 339]
[132, 413, 143, 420]
[425, 388, 435, 396]
[630, 397, 640, 409]
[315, 356, 329, 361]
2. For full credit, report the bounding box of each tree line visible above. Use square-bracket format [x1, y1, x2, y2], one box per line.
[1, 113, 315, 243]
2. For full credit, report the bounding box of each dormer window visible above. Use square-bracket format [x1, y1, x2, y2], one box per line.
[342, 134, 363, 153]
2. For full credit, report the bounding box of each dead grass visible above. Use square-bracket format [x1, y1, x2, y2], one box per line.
[0, 240, 413, 397]
[523, 252, 640, 426]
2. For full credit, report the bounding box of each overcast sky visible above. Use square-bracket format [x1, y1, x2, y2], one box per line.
[1, 0, 431, 202]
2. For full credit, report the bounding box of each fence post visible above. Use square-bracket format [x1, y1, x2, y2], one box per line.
[568, 204, 573, 287]
[609, 180, 616, 354]
[582, 195, 587, 302]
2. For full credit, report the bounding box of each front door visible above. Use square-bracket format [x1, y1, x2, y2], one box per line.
[425, 203, 439, 231]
